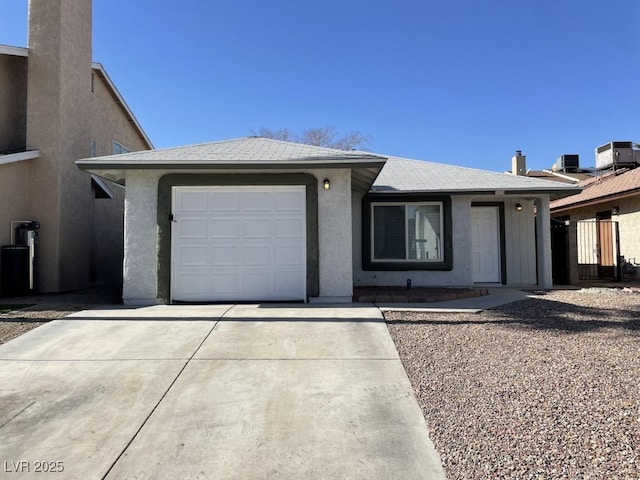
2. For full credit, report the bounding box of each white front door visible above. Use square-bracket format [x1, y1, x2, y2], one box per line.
[171, 186, 306, 302]
[471, 206, 501, 283]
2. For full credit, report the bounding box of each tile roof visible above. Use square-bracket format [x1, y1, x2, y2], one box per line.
[551, 167, 640, 210]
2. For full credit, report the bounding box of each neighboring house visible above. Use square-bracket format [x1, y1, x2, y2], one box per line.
[550, 157, 640, 283]
[0, 0, 152, 294]
[77, 138, 578, 305]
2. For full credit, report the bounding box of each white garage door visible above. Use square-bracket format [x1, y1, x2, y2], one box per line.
[171, 186, 306, 302]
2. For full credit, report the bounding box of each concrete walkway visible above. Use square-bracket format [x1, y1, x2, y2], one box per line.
[377, 287, 531, 313]
[0, 304, 446, 479]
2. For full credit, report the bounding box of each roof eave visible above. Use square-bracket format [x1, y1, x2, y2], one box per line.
[370, 187, 582, 198]
[551, 188, 640, 213]
[76, 158, 388, 186]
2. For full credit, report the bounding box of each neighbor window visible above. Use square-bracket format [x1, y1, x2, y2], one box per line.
[371, 202, 443, 261]
[112, 141, 129, 155]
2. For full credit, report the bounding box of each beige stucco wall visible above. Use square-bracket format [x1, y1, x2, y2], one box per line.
[121, 168, 354, 305]
[0, 0, 153, 293]
[0, 55, 27, 153]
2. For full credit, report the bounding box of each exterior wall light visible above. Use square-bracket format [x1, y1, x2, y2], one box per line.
[323, 178, 330, 190]
[515, 203, 523, 212]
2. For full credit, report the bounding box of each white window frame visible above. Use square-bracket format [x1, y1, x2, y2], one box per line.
[370, 201, 444, 262]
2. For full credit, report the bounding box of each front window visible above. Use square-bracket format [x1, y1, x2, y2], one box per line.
[372, 202, 443, 261]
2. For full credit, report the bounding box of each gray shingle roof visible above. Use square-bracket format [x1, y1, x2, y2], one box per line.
[78, 137, 385, 164]
[371, 156, 579, 195]
[77, 137, 580, 196]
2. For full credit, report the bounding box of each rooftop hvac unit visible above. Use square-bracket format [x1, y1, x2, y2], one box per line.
[595, 141, 639, 170]
[554, 154, 579, 172]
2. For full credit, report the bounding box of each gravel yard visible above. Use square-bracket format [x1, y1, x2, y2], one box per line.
[386, 288, 640, 480]
[0, 290, 111, 345]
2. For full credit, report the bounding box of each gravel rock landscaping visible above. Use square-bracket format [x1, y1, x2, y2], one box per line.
[386, 288, 640, 480]
[0, 290, 112, 345]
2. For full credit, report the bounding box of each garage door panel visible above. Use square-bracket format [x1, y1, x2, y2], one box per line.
[210, 191, 242, 212]
[275, 246, 303, 265]
[275, 218, 304, 238]
[276, 191, 304, 212]
[210, 246, 241, 266]
[172, 186, 306, 302]
[276, 270, 304, 291]
[178, 246, 208, 266]
[179, 218, 208, 239]
[243, 246, 271, 266]
[243, 272, 271, 294]
[178, 192, 208, 212]
[244, 192, 274, 211]
[209, 219, 241, 239]
[210, 272, 241, 294]
[175, 273, 208, 295]
[242, 218, 272, 239]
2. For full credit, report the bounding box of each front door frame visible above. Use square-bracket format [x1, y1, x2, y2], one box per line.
[471, 202, 507, 284]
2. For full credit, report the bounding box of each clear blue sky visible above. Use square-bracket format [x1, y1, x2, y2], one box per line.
[2, 0, 639, 171]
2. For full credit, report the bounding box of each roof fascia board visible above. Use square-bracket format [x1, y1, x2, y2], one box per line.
[91, 62, 154, 149]
[90, 174, 114, 198]
[0, 45, 28, 57]
[541, 169, 582, 183]
[76, 160, 387, 170]
[0, 150, 40, 165]
[370, 187, 580, 196]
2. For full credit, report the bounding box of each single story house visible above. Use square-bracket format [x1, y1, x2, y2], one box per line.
[77, 138, 579, 305]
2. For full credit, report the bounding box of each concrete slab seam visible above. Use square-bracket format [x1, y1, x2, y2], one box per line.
[100, 304, 237, 480]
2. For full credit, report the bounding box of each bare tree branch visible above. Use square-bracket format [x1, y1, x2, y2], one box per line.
[251, 126, 371, 151]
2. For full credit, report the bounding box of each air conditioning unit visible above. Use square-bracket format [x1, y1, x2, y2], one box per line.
[595, 141, 639, 170]
[554, 154, 580, 173]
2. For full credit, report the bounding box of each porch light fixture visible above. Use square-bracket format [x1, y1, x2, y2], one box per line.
[515, 203, 523, 212]
[323, 178, 330, 190]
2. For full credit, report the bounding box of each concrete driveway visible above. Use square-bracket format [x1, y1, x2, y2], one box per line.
[0, 304, 445, 479]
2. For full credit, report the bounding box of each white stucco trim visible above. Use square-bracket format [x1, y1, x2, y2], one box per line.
[0, 150, 39, 165]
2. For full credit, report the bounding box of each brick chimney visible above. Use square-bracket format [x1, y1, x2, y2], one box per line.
[511, 150, 526, 176]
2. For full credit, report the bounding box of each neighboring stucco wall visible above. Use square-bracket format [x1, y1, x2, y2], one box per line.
[122, 168, 353, 304]
[0, 54, 27, 152]
[91, 73, 149, 156]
